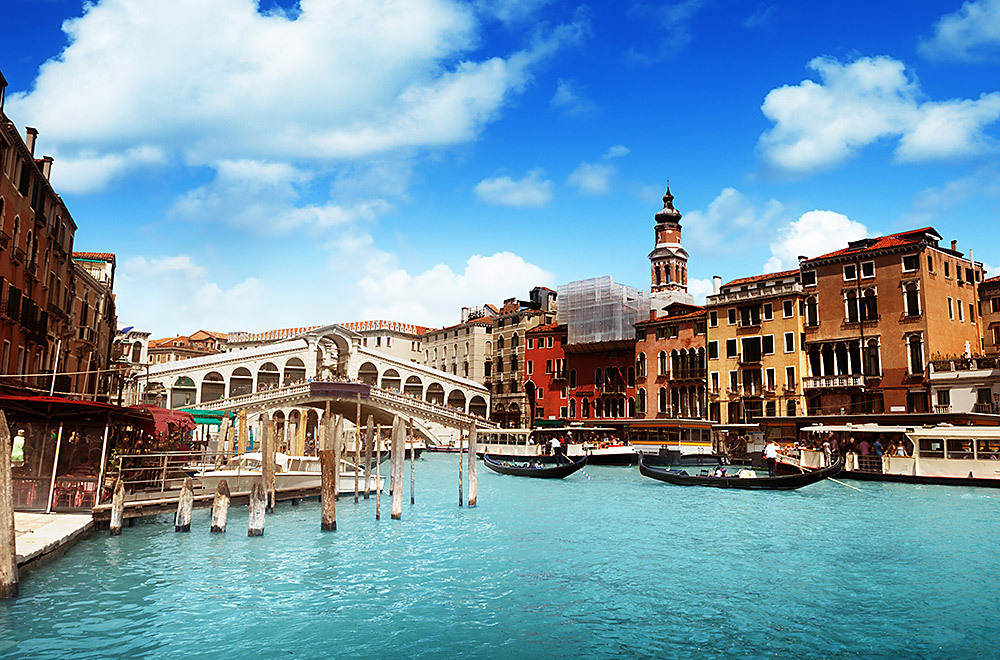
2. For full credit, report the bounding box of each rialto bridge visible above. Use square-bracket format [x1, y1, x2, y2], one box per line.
[131, 324, 494, 445]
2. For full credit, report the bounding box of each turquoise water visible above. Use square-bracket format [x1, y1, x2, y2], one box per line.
[2, 455, 998, 659]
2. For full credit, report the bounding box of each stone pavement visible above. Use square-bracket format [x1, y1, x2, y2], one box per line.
[14, 512, 94, 571]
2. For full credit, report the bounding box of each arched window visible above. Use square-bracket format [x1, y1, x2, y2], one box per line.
[862, 288, 878, 321]
[904, 283, 920, 317]
[569, 369, 577, 388]
[627, 366, 635, 388]
[845, 290, 859, 323]
[497, 336, 505, 350]
[637, 388, 646, 415]
[582, 398, 590, 419]
[595, 399, 603, 418]
[805, 295, 819, 327]
[658, 387, 667, 413]
[864, 338, 881, 376]
[658, 351, 667, 376]
[12, 216, 19, 250]
[637, 352, 646, 378]
[595, 368, 603, 388]
[908, 335, 924, 374]
[511, 333, 519, 348]
[569, 399, 576, 418]
[671, 350, 680, 375]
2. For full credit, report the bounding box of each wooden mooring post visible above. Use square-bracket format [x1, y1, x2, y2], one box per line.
[248, 480, 266, 537]
[458, 431, 464, 507]
[262, 414, 275, 512]
[210, 480, 230, 533]
[109, 479, 125, 536]
[363, 415, 374, 499]
[468, 425, 478, 507]
[175, 477, 194, 532]
[354, 393, 361, 503]
[333, 415, 343, 502]
[320, 403, 336, 531]
[391, 417, 403, 520]
[375, 425, 382, 520]
[1, 411, 18, 599]
[409, 417, 415, 505]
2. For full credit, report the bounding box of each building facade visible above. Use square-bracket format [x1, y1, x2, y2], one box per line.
[705, 270, 808, 424]
[419, 312, 494, 383]
[648, 186, 694, 311]
[634, 303, 707, 420]
[149, 330, 227, 364]
[800, 228, 984, 415]
[980, 276, 1000, 356]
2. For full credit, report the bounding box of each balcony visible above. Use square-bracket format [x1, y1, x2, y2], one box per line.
[25, 261, 38, 280]
[929, 356, 999, 373]
[77, 326, 97, 345]
[974, 402, 1000, 414]
[0, 231, 9, 249]
[706, 281, 803, 305]
[803, 375, 866, 390]
[672, 367, 707, 380]
[11, 247, 24, 265]
[551, 370, 568, 380]
[737, 355, 763, 366]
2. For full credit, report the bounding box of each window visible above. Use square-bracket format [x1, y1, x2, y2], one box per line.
[958, 300, 964, 322]
[710, 372, 720, 393]
[783, 300, 794, 318]
[560, 388, 567, 400]
[546, 337, 553, 349]
[527, 338, 534, 350]
[527, 360, 533, 375]
[903, 282, 920, 316]
[765, 401, 776, 417]
[945, 261, 951, 278]
[860, 261, 875, 278]
[569, 369, 577, 388]
[784, 332, 795, 353]
[902, 254, 919, 272]
[727, 308, 737, 325]
[786, 400, 797, 417]
[739, 306, 761, 327]
[694, 321, 707, 335]
[843, 264, 857, 281]
[762, 335, 775, 355]
[658, 387, 667, 413]
[637, 353, 647, 377]
[545, 359, 552, 374]
[785, 366, 796, 390]
[729, 371, 738, 392]
[658, 351, 667, 375]
[864, 339, 881, 376]
[497, 336, 505, 350]
[937, 389, 951, 406]
[511, 333, 519, 347]
[1, 341, 8, 374]
[709, 310, 718, 327]
[947, 297, 954, 320]
[805, 296, 819, 327]
[708, 341, 719, 360]
[908, 335, 924, 375]
[765, 368, 776, 391]
[970, 303, 976, 324]
[636, 390, 645, 415]
[802, 270, 816, 286]
[725, 339, 738, 359]
[763, 303, 773, 321]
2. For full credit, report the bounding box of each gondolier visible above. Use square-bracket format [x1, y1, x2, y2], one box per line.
[764, 439, 779, 476]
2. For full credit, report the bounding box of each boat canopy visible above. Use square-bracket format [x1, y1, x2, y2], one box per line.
[802, 424, 915, 434]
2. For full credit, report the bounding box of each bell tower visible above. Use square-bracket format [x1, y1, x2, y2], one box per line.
[648, 184, 694, 308]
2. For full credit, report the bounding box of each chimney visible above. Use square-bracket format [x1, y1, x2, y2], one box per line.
[951, 240, 958, 252]
[40, 156, 53, 180]
[713, 276, 722, 295]
[461, 307, 470, 323]
[0, 68, 7, 112]
[25, 127, 38, 156]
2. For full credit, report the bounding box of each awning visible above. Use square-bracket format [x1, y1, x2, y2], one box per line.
[0, 388, 151, 424]
[802, 424, 914, 434]
[128, 405, 196, 435]
[180, 408, 229, 426]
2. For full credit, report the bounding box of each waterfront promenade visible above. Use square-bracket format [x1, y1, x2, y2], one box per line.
[14, 513, 94, 573]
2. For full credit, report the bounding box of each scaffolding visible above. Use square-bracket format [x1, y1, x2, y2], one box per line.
[557, 276, 649, 346]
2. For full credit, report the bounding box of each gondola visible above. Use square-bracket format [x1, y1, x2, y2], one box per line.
[482, 454, 588, 479]
[638, 454, 842, 490]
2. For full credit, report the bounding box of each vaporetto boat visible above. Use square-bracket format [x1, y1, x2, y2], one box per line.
[195, 453, 383, 495]
[798, 423, 1000, 487]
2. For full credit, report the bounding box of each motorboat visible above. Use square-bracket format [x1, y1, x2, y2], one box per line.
[195, 452, 382, 496]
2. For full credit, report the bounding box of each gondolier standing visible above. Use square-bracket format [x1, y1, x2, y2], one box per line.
[764, 439, 779, 477]
[550, 437, 562, 462]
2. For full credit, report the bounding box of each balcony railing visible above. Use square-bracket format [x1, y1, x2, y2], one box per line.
[930, 356, 999, 373]
[12, 247, 25, 264]
[973, 402, 1000, 414]
[803, 375, 866, 390]
[706, 281, 803, 305]
[0, 231, 9, 249]
[672, 367, 707, 380]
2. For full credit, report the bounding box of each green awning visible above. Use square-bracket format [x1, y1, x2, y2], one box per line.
[180, 408, 230, 426]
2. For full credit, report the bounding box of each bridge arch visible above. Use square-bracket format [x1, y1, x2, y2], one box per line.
[283, 357, 306, 385]
[358, 362, 378, 386]
[230, 367, 253, 397]
[426, 382, 445, 405]
[469, 395, 487, 418]
[258, 362, 280, 389]
[403, 375, 423, 398]
[172, 376, 196, 408]
[201, 372, 225, 402]
[447, 389, 466, 412]
[380, 369, 401, 391]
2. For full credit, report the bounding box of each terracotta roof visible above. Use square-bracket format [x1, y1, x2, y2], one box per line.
[723, 269, 799, 288]
[72, 252, 115, 261]
[526, 323, 566, 334]
[635, 308, 706, 326]
[806, 227, 939, 262]
[982, 275, 1000, 288]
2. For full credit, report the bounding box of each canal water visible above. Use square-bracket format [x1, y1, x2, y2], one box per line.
[2, 455, 997, 659]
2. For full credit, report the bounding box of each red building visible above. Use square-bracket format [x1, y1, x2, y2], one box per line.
[524, 323, 638, 422]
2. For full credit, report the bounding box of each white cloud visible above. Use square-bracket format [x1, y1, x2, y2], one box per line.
[567, 162, 614, 195]
[550, 78, 598, 117]
[170, 160, 391, 233]
[920, 0, 1000, 61]
[684, 187, 787, 254]
[627, 0, 706, 61]
[477, 0, 553, 24]
[7, 0, 584, 192]
[358, 252, 555, 326]
[686, 277, 715, 305]
[759, 55, 1000, 172]
[903, 166, 1000, 226]
[474, 170, 553, 207]
[763, 210, 869, 272]
[602, 145, 629, 159]
[117, 255, 268, 333]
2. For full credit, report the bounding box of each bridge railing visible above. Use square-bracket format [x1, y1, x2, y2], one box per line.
[369, 388, 497, 428]
[195, 382, 313, 411]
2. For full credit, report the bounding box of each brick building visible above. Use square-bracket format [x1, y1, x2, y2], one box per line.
[800, 228, 984, 415]
[149, 330, 227, 364]
[980, 276, 1000, 356]
[634, 303, 706, 419]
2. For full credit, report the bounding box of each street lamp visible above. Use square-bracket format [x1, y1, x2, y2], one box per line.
[114, 356, 132, 407]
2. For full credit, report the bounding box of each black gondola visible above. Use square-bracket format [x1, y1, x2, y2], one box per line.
[482, 454, 588, 479]
[638, 454, 842, 490]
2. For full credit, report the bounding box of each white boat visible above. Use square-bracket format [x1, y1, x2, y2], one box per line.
[195, 452, 383, 495]
[798, 423, 1000, 487]
[478, 427, 637, 465]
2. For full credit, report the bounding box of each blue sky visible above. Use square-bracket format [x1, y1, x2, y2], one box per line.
[2, 0, 999, 336]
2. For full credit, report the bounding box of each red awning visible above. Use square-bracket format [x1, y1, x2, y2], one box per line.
[128, 405, 196, 435]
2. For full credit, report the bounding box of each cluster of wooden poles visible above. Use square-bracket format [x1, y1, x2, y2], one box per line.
[106, 402, 481, 538]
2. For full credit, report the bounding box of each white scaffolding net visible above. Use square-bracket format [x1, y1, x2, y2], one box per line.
[557, 276, 650, 346]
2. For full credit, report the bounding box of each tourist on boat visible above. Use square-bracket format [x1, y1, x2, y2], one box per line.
[873, 438, 884, 457]
[895, 441, 907, 457]
[858, 438, 871, 456]
[829, 435, 839, 460]
[764, 440, 779, 476]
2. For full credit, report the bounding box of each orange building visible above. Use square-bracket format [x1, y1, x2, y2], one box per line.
[980, 276, 1000, 356]
[799, 228, 984, 415]
[634, 303, 706, 419]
